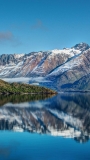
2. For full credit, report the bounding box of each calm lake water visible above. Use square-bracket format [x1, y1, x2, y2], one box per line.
[0, 93, 90, 160]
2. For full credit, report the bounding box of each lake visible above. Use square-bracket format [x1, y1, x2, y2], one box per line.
[0, 93, 90, 160]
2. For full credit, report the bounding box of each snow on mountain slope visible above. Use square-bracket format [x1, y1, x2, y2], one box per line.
[51, 48, 81, 55]
[0, 46, 82, 78]
[48, 43, 90, 77]
[47, 51, 83, 77]
[14, 53, 25, 59]
[72, 42, 90, 51]
[0, 42, 90, 91]
[45, 47, 90, 90]
[0, 61, 24, 76]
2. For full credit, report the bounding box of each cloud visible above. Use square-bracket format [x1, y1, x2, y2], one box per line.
[0, 31, 13, 41]
[31, 20, 48, 31]
[0, 31, 22, 47]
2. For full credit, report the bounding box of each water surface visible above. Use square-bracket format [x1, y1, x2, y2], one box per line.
[0, 93, 90, 160]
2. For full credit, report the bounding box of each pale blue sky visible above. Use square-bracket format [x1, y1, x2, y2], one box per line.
[0, 0, 90, 54]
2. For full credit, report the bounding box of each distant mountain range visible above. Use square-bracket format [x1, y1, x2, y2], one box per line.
[0, 42, 90, 91]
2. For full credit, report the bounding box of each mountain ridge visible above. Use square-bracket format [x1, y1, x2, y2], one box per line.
[0, 42, 90, 91]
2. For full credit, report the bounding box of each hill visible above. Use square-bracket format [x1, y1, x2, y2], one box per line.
[0, 79, 56, 95]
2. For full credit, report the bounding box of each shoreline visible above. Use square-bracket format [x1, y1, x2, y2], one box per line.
[0, 92, 57, 95]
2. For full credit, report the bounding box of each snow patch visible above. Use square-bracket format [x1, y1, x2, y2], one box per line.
[14, 53, 25, 59]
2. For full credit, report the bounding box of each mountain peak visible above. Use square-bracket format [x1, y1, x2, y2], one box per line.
[72, 42, 90, 51]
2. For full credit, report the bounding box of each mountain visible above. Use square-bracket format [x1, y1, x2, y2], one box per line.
[46, 46, 90, 91]
[61, 73, 90, 90]
[0, 47, 81, 77]
[72, 42, 90, 51]
[0, 42, 90, 91]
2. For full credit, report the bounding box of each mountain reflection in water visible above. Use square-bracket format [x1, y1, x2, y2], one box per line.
[0, 93, 90, 143]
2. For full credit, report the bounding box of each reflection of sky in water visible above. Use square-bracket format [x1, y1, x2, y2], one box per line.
[0, 131, 90, 160]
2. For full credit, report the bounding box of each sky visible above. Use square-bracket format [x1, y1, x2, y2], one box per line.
[0, 0, 90, 54]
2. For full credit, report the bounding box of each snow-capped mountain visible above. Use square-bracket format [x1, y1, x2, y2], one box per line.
[0, 42, 90, 91]
[72, 42, 90, 51]
[0, 47, 81, 77]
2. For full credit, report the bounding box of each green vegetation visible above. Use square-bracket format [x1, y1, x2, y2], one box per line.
[0, 79, 56, 95]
